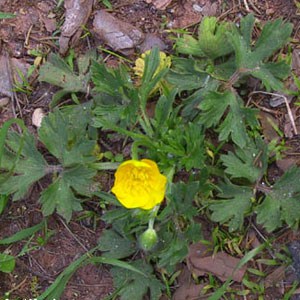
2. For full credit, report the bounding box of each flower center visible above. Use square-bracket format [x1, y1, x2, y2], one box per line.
[131, 167, 149, 182]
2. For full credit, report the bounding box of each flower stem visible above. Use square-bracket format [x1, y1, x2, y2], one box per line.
[148, 205, 160, 230]
[131, 142, 140, 160]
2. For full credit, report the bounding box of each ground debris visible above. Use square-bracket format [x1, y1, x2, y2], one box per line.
[59, 0, 94, 55]
[32, 108, 45, 128]
[93, 10, 144, 53]
[139, 33, 167, 52]
[0, 54, 29, 98]
[259, 112, 280, 142]
[0, 54, 13, 98]
[173, 265, 207, 300]
[265, 265, 286, 288]
[145, 0, 172, 10]
[187, 242, 247, 282]
[288, 241, 300, 281]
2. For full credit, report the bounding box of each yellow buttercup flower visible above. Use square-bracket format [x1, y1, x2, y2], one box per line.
[111, 159, 167, 210]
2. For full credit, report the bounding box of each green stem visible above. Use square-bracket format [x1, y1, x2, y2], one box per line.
[148, 205, 160, 230]
[131, 142, 140, 160]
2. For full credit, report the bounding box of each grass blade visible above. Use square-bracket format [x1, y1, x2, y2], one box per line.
[88, 256, 148, 277]
[0, 12, 15, 19]
[0, 220, 46, 245]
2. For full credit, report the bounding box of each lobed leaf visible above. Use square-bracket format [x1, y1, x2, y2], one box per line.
[0, 131, 47, 200]
[111, 259, 164, 300]
[199, 91, 249, 148]
[98, 229, 136, 259]
[209, 180, 254, 231]
[197, 17, 234, 59]
[39, 53, 87, 93]
[221, 137, 268, 183]
[38, 109, 96, 166]
[256, 167, 300, 232]
[227, 14, 292, 91]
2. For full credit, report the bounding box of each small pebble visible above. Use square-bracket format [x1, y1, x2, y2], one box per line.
[32, 108, 45, 128]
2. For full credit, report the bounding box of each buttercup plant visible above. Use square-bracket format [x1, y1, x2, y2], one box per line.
[1, 13, 300, 300]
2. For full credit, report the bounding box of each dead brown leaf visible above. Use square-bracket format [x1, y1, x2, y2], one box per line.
[59, 0, 94, 55]
[187, 242, 247, 282]
[292, 49, 300, 77]
[93, 10, 144, 52]
[42, 16, 57, 33]
[276, 158, 299, 172]
[259, 112, 280, 142]
[247, 230, 261, 249]
[284, 110, 299, 138]
[0, 55, 29, 98]
[265, 266, 286, 288]
[145, 0, 172, 10]
[173, 265, 207, 300]
[169, 2, 202, 28]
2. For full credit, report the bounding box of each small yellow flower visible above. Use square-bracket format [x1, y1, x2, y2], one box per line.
[134, 50, 171, 78]
[133, 50, 171, 93]
[111, 159, 167, 210]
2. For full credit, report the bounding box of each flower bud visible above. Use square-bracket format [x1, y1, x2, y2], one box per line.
[139, 228, 158, 251]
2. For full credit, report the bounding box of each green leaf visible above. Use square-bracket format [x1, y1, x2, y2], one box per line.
[40, 177, 82, 223]
[240, 14, 255, 47]
[91, 60, 133, 97]
[89, 256, 147, 277]
[199, 91, 248, 148]
[181, 123, 205, 170]
[253, 18, 293, 62]
[166, 181, 199, 218]
[77, 49, 97, 75]
[0, 220, 45, 245]
[0, 118, 26, 168]
[0, 131, 47, 200]
[250, 61, 290, 91]
[227, 14, 292, 91]
[35, 109, 97, 221]
[220, 137, 268, 182]
[209, 180, 254, 231]
[256, 167, 300, 232]
[139, 47, 169, 108]
[0, 195, 9, 215]
[98, 229, 136, 259]
[166, 57, 211, 91]
[154, 86, 177, 129]
[198, 17, 234, 59]
[0, 253, 15, 273]
[157, 236, 189, 269]
[63, 164, 96, 196]
[91, 61, 139, 129]
[177, 17, 234, 59]
[111, 259, 164, 300]
[39, 53, 87, 93]
[38, 109, 96, 166]
[176, 35, 205, 57]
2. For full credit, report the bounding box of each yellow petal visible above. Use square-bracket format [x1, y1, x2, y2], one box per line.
[111, 159, 167, 210]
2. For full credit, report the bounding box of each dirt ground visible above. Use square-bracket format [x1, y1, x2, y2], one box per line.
[0, 0, 300, 299]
